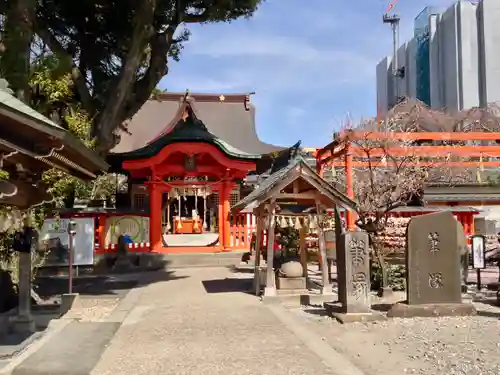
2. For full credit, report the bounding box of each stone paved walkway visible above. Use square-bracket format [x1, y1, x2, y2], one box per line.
[90, 267, 362, 375]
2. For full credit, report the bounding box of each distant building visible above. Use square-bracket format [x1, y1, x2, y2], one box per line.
[376, 0, 500, 115]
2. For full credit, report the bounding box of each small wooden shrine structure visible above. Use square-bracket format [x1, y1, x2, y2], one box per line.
[232, 157, 357, 297]
[0, 80, 107, 208]
[107, 93, 290, 252]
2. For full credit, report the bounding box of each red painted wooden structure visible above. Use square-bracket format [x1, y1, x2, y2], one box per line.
[315, 131, 500, 235]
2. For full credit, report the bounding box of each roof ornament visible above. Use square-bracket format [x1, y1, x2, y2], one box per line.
[182, 89, 190, 102]
[244, 92, 255, 111]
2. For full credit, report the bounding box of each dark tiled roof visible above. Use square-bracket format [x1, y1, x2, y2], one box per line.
[232, 157, 357, 212]
[108, 104, 261, 164]
[392, 206, 480, 213]
[111, 93, 284, 155]
[424, 193, 500, 202]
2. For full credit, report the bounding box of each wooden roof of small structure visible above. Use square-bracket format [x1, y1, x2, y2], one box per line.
[0, 80, 108, 180]
[111, 92, 284, 156]
[0, 79, 108, 208]
[232, 157, 357, 214]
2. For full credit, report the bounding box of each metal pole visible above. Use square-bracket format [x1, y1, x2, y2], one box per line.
[68, 220, 75, 294]
[476, 268, 481, 291]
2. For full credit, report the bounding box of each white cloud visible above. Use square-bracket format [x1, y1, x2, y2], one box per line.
[171, 30, 378, 93]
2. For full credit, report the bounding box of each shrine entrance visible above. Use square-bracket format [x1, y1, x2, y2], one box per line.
[110, 104, 260, 252]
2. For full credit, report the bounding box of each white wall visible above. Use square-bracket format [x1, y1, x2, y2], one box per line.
[457, 0, 480, 110]
[439, 3, 460, 112]
[376, 56, 393, 115]
[478, 0, 500, 106]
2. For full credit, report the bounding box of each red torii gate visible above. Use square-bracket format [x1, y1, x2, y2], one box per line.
[315, 131, 500, 231]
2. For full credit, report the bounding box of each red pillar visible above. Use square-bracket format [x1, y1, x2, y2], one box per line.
[148, 182, 162, 251]
[222, 182, 233, 250]
[468, 213, 475, 236]
[97, 214, 106, 251]
[217, 186, 224, 251]
[344, 143, 355, 230]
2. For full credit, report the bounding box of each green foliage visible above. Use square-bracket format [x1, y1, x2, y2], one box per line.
[0, 0, 264, 150]
[276, 225, 299, 257]
[370, 262, 406, 291]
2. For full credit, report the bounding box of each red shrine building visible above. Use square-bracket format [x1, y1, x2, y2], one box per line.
[106, 93, 286, 253]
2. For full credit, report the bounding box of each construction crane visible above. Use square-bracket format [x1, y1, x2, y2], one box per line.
[383, 0, 402, 105]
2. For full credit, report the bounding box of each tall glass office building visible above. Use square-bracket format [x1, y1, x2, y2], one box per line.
[376, 0, 497, 114]
[414, 7, 437, 106]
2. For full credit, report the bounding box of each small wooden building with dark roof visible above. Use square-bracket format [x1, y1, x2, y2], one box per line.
[0, 80, 108, 208]
[108, 92, 291, 253]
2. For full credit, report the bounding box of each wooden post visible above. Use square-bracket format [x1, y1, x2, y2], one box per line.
[253, 211, 263, 295]
[344, 142, 355, 230]
[316, 202, 331, 295]
[299, 226, 307, 278]
[264, 201, 277, 296]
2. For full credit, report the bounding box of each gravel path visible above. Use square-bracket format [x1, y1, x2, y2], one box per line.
[64, 298, 120, 322]
[290, 301, 500, 375]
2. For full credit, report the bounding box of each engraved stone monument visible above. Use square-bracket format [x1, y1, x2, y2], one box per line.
[387, 211, 476, 318]
[338, 231, 370, 313]
[325, 231, 385, 323]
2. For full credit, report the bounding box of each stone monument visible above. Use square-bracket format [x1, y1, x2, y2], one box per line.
[325, 231, 385, 323]
[387, 211, 476, 318]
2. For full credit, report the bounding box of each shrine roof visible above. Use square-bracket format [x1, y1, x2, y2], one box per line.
[110, 92, 285, 155]
[107, 103, 262, 165]
[232, 157, 357, 213]
[0, 80, 108, 179]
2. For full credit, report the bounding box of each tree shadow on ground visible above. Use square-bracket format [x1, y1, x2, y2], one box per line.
[476, 309, 500, 319]
[371, 303, 398, 313]
[202, 278, 253, 294]
[301, 307, 329, 317]
[34, 268, 186, 298]
[33, 256, 187, 299]
[227, 264, 254, 274]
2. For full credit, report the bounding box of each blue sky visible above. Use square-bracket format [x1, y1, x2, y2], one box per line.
[159, 0, 457, 148]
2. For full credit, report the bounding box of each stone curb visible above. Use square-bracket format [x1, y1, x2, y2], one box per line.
[0, 319, 71, 375]
[0, 274, 149, 375]
[267, 304, 367, 375]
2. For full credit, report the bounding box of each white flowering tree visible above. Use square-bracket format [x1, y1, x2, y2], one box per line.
[329, 100, 472, 291]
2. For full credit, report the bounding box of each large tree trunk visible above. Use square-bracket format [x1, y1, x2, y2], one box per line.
[92, 0, 157, 151]
[1, 0, 37, 102]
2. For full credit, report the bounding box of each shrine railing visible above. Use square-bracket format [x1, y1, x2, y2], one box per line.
[229, 213, 256, 250]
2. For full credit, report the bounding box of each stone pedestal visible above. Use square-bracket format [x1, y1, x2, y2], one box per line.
[324, 302, 386, 324]
[263, 286, 277, 297]
[14, 252, 34, 334]
[278, 276, 306, 290]
[11, 314, 35, 334]
[0, 314, 8, 337]
[60, 293, 81, 316]
[387, 302, 476, 318]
